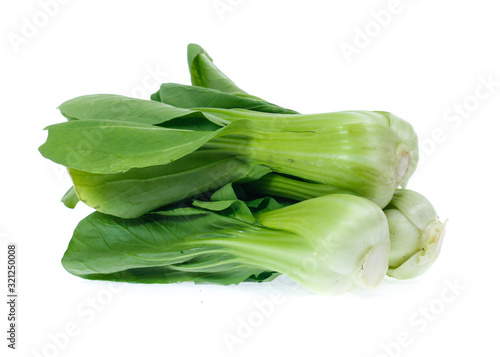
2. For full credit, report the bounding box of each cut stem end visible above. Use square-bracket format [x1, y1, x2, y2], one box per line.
[356, 244, 389, 289]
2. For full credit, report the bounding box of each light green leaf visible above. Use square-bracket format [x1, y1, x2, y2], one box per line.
[68, 152, 270, 218]
[58, 94, 227, 130]
[39, 120, 223, 174]
[61, 186, 79, 208]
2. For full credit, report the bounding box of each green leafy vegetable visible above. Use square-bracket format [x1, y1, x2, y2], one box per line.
[62, 191, 390, 295]
[205, 121, 412, 208]
[40, 101, 413, 213]
[39, 43, 445, 295]
[183, 45, 418, 192]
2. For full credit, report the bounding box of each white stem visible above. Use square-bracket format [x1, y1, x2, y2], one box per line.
[355, 243, 390, 289]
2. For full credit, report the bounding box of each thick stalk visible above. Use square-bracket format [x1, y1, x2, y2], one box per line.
[256, 194, 390, 290]
[201, 108, 418, 189]
[178, 227, 353, 294]
[206, 123, 411, 206]
[173, 226, 362, 295]
[246, 173, 355, 200]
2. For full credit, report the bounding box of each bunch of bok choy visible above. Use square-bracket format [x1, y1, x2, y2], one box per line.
[39, 44, 445, 294]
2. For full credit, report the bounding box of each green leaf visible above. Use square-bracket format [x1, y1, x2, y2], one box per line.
[192, 200, 236, 211]
[192, 183, 255, 222]
[39, 119, 223, 174]
[68, 152, 270, 218]
[152, 207, 210, 216]
[246, 196, 289, 214]
[192, 200, 254, 224]
[61, 186, 79, 208]
[187, 43, 260, 99]
[82, 266, 278, 285]
[61, 209, 273, 286]
[186, 44, 297, 114]
[58, 94, 227, 130]
[204, 181, 292, 215]
[192, 199, 255, 224]
[210, 182, 240, 201]
[152, 83, 297, 114]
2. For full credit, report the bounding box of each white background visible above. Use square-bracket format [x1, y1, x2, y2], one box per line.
[1, 1, 499, 356]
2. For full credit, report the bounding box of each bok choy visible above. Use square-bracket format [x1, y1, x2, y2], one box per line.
[60, 184, 445, 293]
[37, 43, 446, 294]
[61, 186, 390, 295]
[40, 95, 414, 216]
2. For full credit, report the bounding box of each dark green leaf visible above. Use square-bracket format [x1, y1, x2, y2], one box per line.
[186, 44, 297, 114]
[152, 83, 297, 114]
[246, 196, 290, 214]
[187, 43, 259, 99]
[82, 266, 277, 285]
[210, 182, 240, 201]
[61, 210, 273, 286]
